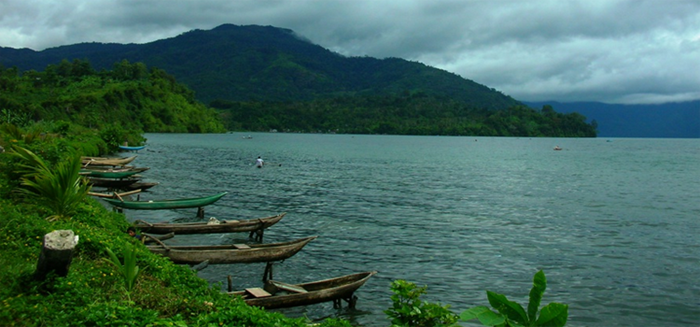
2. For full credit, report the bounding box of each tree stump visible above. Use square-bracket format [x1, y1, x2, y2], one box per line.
[34, 230, 79, 281]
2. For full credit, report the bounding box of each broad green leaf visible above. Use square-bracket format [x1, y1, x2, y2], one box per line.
[461, 306, 507, 326]
[535, 303, 568, 327]
[487, 291, 528, 325]
[528, 270, 547, 321]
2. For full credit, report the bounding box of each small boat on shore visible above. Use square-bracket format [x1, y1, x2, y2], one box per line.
[85, 176, 143, 188]
[133, 213, 285, 241]
[142, 232, 175, 244]
[80, 167, 149, 179]
[82, 156, 137, 167]
[147, 236, 317, 264]
[121, 182, 159, 191]
[102, 192, 227, 210]
[228, 271, 377, 309]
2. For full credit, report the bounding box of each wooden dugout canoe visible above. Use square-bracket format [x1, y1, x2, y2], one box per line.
[119, 145, 146, 152]
[134, 213, 286, 235]
[81, 155, 137, 167]
[228, 271, 377, 309]
[102, 192, 227, 210]
[80, 167, 148, 178]
[146, 236, 317, 264]
[85, 176, 142, 188]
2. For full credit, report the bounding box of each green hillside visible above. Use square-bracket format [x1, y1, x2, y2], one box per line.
[0, 59, 225, 134]
[0, 24, 521, 109]
[0, 24, 596, 137]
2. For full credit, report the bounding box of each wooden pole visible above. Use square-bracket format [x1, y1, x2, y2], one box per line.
[34, 230, 78, 281]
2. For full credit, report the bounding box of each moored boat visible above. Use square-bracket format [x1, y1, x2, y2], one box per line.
[119, 145, 146, 152]
[85, 176, 142, 188]
[146, 236, 317, 264]
[102, 192, 227, 210]
[82, 155, 137, 167]
[80, 167, 148, 178]
[133, 213, 285, 241]
[228, 271, 377, 309]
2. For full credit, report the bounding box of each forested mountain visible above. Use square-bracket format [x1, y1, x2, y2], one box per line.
[0, 24, 597, 137]
[525, 101, 700, 138]
[0, 24, 521, 109]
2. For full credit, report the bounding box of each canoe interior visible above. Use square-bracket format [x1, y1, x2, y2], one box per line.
[230, 271, 377, 309]
[134, 213, 285, 234]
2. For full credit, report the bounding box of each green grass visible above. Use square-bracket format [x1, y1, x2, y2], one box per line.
[0, 124, 351, 327]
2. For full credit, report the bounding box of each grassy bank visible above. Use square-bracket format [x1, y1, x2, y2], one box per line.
[0, 122, 350, 326]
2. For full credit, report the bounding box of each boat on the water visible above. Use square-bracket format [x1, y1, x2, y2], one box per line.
[133, 213, 285, 241]
[119, 145, 146, 152]
[102, 192, 227, 210]
[142, 232, 175, 244]
[121, 182, 159, 191]
[227, 271, 377, 309]
[82, 156, 137, 167]
[147, 236, 317, 264]
[85, 176, 143, 188]
[80, 167, 148, 179]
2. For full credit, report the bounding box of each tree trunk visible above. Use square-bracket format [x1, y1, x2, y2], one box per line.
[34, 230, 79, 281]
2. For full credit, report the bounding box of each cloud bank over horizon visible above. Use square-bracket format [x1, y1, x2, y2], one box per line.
[2, 0, 699, 105]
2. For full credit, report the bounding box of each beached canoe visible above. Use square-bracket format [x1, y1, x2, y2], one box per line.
[85, 176, 142, 188]
[146, 236, 317, 264]
[134, 213, 285, 235]
[142, 232, 175, 244]
[228, 271, 377, 309]
[122, 182, 159, 191]
[102, 192, 227, 210]
[80, 167, 148, 178]
[81, 156, 137, 167]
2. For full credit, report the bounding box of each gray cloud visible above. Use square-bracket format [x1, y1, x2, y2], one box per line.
[1, 0, 699, 104]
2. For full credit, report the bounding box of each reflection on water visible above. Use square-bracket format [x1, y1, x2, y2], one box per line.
[116, 134, 700, 327]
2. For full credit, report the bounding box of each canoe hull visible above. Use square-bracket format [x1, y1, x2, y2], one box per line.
[147, 236, 316, 264]
[135, 213, 285, 234]
[82, 156, 137, 167]
[102, 192, 227, 210]
[231, 271, 377, 309]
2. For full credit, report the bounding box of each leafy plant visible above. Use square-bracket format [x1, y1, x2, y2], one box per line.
[8, 145, 90, 221]
[104, 243, 141, 294]
[385, 279, 458, 327]
[460, 270, 568, 327]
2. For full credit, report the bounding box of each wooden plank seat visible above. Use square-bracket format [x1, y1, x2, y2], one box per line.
[246, 288, 272, 298]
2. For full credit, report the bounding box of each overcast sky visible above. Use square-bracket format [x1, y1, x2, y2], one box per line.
[1, 0, 699, 104]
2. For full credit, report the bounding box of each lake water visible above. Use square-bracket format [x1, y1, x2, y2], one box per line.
[122, 133, 700, 326]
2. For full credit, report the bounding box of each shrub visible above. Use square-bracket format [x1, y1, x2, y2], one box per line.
[385, 279, 458, 327]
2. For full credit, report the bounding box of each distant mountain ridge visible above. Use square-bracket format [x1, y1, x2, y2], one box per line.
[525, 101, 700, 138]
[0, 24, 521, 110]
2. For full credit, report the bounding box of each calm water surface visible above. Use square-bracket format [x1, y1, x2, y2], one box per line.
[121, 133, 700, 326]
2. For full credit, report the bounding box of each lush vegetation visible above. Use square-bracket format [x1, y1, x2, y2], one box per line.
[0, 25, 597, 138]
[387, 271, 568, 327]
[0, 123, 349, 326]
[0, 59, 225, 134]
[212, 95, 597, 137]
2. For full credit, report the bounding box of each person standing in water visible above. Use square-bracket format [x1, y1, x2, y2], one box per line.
[255, 156, 264, 168]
